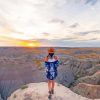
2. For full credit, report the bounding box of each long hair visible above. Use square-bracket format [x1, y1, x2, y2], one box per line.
[48, 53, 54, 59]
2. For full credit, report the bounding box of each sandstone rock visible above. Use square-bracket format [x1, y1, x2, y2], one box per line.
[74, 71, 100, 85]
[8, 82, 98, 100]
[87, 64, 100, 76]
[72, 83, 100, 99]
[0, 94, 3, 100]
[0, 47, 100, 100]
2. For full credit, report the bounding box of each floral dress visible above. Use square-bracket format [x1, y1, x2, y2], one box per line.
[44, 55, 59, 80]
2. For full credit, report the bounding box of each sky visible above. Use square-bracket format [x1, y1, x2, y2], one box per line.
[0, 0, 100, 47]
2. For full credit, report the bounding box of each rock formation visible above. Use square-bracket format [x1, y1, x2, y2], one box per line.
[8, 82, 99, 100]
[72, 83, 100, 99]
[74, 71, 100, 85]
[0, 47, 100, 100]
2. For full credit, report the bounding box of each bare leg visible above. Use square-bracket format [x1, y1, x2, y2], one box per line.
[52, 80, 55, 90]
[48, 80, 52, 99]
[48, 80, 51, 91]
[51, 80, 55, 94]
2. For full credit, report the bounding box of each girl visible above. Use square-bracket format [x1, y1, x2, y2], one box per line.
[44, 47, 59, 98]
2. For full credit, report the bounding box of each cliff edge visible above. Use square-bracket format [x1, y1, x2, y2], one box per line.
[8, 82, 100, 100]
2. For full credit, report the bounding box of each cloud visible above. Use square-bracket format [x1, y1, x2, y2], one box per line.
[0, 36, 41, 46]
[34, 38, 100, 47]
[0, 0, 100, 46]
[69, 23, 79, 28]
[41, 32, 50, 36]
[85, 0, 98, 5]
[77, 30, 100, 36]
[49, 18, 64, 24]
[52, 29, 100, 42]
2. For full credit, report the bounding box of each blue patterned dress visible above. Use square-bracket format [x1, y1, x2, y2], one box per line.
[44, 57, 59, 80]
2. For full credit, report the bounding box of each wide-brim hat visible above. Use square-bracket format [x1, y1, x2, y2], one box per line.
[48, 47, 55, 53]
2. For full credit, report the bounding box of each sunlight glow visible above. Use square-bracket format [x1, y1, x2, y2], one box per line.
[26, 42, 40, 47]
[0, 0, 100, 47]
[28, 43, 36, 47]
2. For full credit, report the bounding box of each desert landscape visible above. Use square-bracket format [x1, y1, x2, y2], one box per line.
[0, 0, 100, 99]
[0, 47, 100, 100]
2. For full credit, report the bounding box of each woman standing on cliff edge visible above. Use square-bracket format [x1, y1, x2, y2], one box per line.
[44, 47, 59, 99]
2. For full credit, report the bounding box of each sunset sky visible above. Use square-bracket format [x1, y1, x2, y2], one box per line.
[0, 0, 100, 47]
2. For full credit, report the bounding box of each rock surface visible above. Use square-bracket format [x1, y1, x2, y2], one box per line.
[0, 57, 100, 99]
[0, 47, 100, 99]
[74, 71, 100, 85]
[8, 82, 99, 100]
[0, 94, 3, 100]
[72, 83, 100, 99]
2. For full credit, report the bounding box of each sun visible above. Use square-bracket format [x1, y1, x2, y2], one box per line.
[26, 42, 40, 47]
[28, 43, 36, 47]
[15, 40, 41, 47]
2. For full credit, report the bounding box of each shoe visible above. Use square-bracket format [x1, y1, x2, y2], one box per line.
[48, 94, 52, 99]
[51, 89, 54, 94]
[48, 90, 52, 94]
